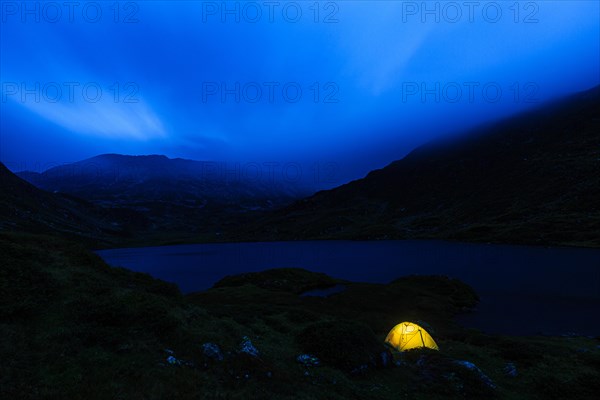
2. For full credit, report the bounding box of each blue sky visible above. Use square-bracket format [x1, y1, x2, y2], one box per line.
[1, 0, 599, 187]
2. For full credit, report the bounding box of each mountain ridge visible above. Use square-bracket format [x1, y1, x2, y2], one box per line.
[13, 153, 312, 243]
[232, 85, 600, 248]
[17, 153, 310, 202]
[4, 86, 599, 248]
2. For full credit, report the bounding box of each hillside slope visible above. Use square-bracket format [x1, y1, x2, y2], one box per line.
[18, 154, 308, 208]
[0, 163, 128, 246]
[16, 154, 311, 240]
[242, 86, 600, 247]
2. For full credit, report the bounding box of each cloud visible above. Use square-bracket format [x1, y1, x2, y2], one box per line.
[1, 0, 598, 183]
[5, 91, 167, 140]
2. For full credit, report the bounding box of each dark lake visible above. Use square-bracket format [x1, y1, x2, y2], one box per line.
[97, 240, 600, 336]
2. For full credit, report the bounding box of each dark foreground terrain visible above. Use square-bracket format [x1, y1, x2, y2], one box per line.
[1, 232, 598, 399]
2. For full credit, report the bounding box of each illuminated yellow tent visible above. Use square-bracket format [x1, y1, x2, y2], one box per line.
[385, 321, 439, 352]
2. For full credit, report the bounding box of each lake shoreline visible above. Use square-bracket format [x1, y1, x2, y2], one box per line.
[3, 232, 600, 399]
[97, 239, 600, 336]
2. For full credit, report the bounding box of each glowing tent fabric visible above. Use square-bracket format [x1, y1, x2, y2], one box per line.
[385, 321, 439, 352]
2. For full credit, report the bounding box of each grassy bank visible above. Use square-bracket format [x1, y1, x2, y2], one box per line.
[1, 232, 598, 399]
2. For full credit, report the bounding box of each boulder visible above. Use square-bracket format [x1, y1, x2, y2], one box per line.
[454, 360, 496, 389]
[166, 355, 182, 366]
[296, 354, 320, 367]
[202, 343, 224, 361]
[504, 362, 518, 377]
[239, 336, 260, 358]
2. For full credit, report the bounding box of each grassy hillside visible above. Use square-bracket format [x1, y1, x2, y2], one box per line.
[0, 163, 132, 247]
[1, 232, 599, 399]
[234, 86, 600, 248]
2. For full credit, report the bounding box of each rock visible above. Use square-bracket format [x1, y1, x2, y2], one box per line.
[239, 336, 260, 358]
[166, 355, 182, 366]
[296, 354, 320, 367]
[202, 343, 224, 361]
[454, 360, 496, 389]
[165, 350, 193, 367]
[504, 362, 518, 377]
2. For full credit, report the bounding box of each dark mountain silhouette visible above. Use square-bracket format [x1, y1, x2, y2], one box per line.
[9, 87, 599, 248]
[239, 85, 600, 247]
[16, 154, 311, 241]
[18, 154, 308, 207]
